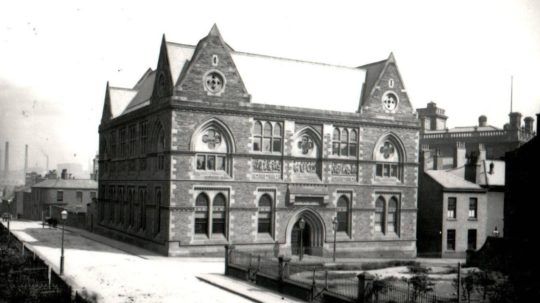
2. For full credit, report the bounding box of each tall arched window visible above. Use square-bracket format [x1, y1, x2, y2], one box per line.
[332, 127, 358, 157]
[155, 188, 162, 235]
[253, 120, 282, 153]
[139, 188, 147, 230]
[258, 195, 272, 234]
[128, 188, 134, 227]
[212, 194, 226, 236]
[337, 196, 349, 233]
[195, 194, 209, 236]
[253, 121, 262, 151]
[387, 197, 399, 233]
[374, 136, 403, 180]
[375, 197, 386, 233]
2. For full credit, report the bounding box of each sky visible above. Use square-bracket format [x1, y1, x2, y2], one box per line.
[0, 0, 539, 172]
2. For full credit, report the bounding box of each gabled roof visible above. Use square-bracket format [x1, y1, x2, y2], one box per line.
[104, 25, 400, 119]
[426, 170, 485, 192]
[32, 179, 98, 190]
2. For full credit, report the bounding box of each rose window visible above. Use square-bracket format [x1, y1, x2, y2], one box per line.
[382, 92, 398, 111]
[204, 72, 224, 93]
[297, 135, 314, 154]
[202, 129, 222, 149]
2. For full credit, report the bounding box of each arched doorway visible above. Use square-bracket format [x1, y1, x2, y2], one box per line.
[287, 209, 325, 256]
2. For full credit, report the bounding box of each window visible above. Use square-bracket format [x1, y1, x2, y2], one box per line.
[129, 124, 137, 156]
[469, 198, 478, 219]
[120, 128, 127, 157]
[257, 195, 272, 234]
[336, 196, 349, 233]
[90, 191, 97, 201]
[212, 194, 226, 236]
[468, 229, 477, 250]
[110, 130, 117, 158]
[382, 91, 398, 111]
[128, 188, 134, 227]
[196, 155, 226, 171]
[140, 121, 148, 154]
[374, 139, 402, 180]
[253, 120, 282, 153]
[118, 187, 124, 225]
[447, 197, 456, 219]
[195, 194, 209, 236]
[155, 188, 162, 234]
[57, 191, 63, 202]
[139, 188, 147, 230]
[76, 191, 83, 203]
[375, 197, 385, 233]
[109, 187, 115, 222]
[332, 128, 358, 157]
[157, 155, 165, 171]
[387, 197, 398, 233]
[447, 229, 456, 251]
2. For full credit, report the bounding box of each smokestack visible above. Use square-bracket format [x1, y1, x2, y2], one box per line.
[24, 144, 28, 173]
[509, 112, 522, 130]
[4, 142, 9, 177]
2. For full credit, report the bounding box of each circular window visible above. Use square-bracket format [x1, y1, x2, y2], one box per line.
[382, 92, 398, 111]
[204, 72, 225, 94]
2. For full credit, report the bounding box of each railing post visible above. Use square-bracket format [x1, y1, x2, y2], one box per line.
[224, 244, 230, 275]
[357, 272, 374, 303]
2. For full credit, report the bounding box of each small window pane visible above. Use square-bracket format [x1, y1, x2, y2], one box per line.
[216, 156, 226, 171]
[390, 165, 398, 177]
[341, 129, 348, 142]
[384, 164, 390, 177]
[350, 129, 357, 142]
[263, 138, 271, 152]
[333, 128, 340, 141]
[376, 164, 383, 177]
[340, 143, 348, 156]
[207, 156, 216, 170]
[254, 121, 262, 136]
[332, 142, 340, 155]
[253, 137, 261, 151]
[273, 123, 282, 137]
[349, 144, 357, 157]
[197, 155, 206, 170]
[263, 122, 272, 137]
[272, 138, 282, 152]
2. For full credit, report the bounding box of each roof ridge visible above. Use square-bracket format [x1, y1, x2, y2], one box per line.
[109, 86, 136, 92]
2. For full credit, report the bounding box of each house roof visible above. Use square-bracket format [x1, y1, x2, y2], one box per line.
[32, 179, 98, 190]
[478, 160, 505, 187]
[106, 26, 385, 119]
[426, 170, 485, 192]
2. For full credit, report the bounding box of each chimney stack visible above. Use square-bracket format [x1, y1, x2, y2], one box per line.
[4, 142, 9, 177]
[61, 169, 68, 180]
[509, 112, 522, 130]
[478, 115, 487, 127]
[478, 144, 487, 162]
[454, 142, 466, 168]
[433, 149, 443, 170]
[524, 116, 534, 134]
[24, 144, 28, 173]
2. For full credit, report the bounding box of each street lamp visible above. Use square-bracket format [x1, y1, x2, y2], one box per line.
[60, 210, 67, 275]
[298, 218, 305, 261]
[332, 216, 338, 262]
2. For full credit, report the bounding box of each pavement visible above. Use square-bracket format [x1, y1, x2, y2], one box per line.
[1, 219, 466, 303]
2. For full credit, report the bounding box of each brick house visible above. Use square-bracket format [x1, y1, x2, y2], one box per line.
[97, 25, 420, 257]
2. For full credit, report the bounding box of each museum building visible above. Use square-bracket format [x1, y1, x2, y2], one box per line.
[97, 25, 420, 257]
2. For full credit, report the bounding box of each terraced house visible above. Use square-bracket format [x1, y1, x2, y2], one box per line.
[97, 25, 420, 257]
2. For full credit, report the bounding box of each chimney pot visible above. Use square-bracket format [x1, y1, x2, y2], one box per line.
[478, 115, 487, 127]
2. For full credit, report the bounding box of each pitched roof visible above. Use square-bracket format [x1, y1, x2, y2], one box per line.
[478, 160, 505, 187]
[106, 26, 392, 119]
[426, 170, 485, 191]
[32, 179, 98, 190]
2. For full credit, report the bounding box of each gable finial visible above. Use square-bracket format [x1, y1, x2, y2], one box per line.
[209, 24, 222, 37]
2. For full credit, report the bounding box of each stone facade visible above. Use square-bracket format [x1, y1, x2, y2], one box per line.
[97, 25, 420, 257]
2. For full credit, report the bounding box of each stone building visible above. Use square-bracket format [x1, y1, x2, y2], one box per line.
[97, 25, 420, 257]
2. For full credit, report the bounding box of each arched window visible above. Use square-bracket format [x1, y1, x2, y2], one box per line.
[257, 195, 272, 234]
[194, 124, 230, 172]
[332, 127, 358, 157]
[195, 194, 209, 236]
[253, 121, 262, 151]
[375, 197, 386, 233]
[336, 196, 349, 233]
[156, 123, 165, 171]
[128, 188, 134, 227]
[212, 194, 226, 236]
[155, 188, 162, 235]
[387, 197, 399, 233]
[139, 188, 147, 230]
[374, 136, 403, 180]
[252, 120, 282, 153]
[109, 187, 115, 223]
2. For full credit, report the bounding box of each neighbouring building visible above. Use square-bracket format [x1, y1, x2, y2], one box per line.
[97, 25, 420, 257]
[504, 114, 540, 301]
[416, 102, 535, 257]
[27, 170, 97, 220]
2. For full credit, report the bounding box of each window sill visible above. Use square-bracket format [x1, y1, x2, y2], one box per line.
[446, 218, 457, 221]
[467, 218, 478, 221]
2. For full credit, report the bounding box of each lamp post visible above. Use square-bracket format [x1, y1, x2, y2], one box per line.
[298, 218, 305, 261]
[332, 216, 338, 262]
[60, 210, 67, 275]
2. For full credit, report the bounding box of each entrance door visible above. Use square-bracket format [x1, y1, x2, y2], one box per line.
[291, 219, 312, 255]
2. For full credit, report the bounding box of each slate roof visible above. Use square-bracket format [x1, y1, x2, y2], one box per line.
[426, 170, 485, 192]
[32, 179, 98, 190]
[105, 26, 394, 118]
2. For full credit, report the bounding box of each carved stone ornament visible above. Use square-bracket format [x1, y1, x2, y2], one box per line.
[297, 135, 314, 155]
[253, 159, 281, 172]
[202, 129, 222, 150]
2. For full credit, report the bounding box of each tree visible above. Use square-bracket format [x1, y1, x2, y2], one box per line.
[408, 266, 434, 301]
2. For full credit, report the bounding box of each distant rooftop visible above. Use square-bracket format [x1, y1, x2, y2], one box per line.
[32, 179, 97, 190]
[426, 170, 484, 192]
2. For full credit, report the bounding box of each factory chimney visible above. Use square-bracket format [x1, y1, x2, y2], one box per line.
[24, 144, 28, 174]
[4, 142, 9, 177]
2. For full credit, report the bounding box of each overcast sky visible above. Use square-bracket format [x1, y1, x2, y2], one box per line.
[1, 0, 539, 172]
